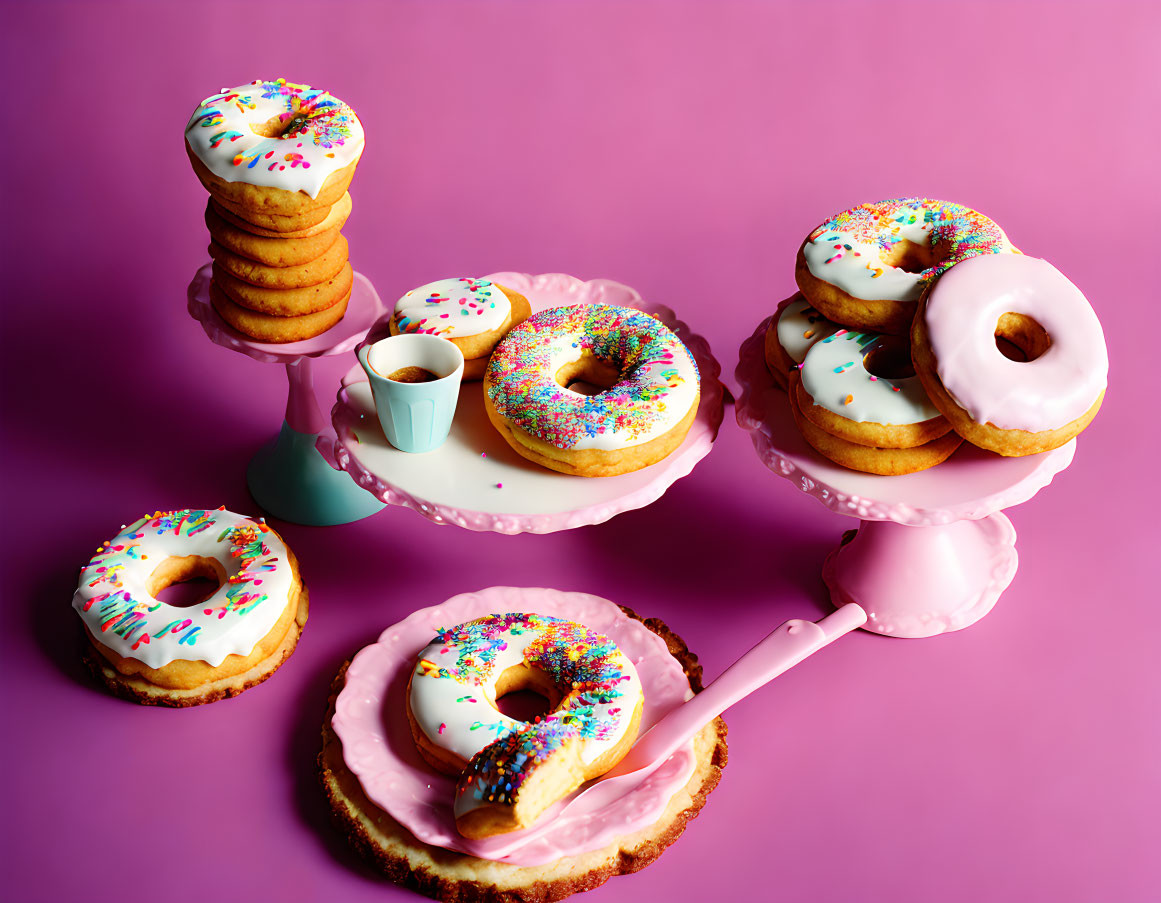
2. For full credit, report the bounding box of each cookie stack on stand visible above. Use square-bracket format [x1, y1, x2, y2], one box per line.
[185, 79, 365, 343]
[766, 198, 1107, 475]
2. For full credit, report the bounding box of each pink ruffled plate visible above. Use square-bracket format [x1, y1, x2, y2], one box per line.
[330, 586, 699, 867]
[332, 273, 724, 533]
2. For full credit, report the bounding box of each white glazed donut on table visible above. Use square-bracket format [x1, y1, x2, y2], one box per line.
[790, 328, 962, 475]
[185, 78, 364, 214]
[72, 507, 308, 706]
[405, 612, 644, 839]
[795, 198, 1018, 335]
[389, 277, 532, 380]
[763, 293, 840, 389]
[483, 304, 701, 477]
[911, 254, 1108, 456]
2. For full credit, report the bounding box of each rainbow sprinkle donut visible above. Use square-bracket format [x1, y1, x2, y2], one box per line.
[405, 612, 644, 838]
[795, 198, 1017, 334]
[483, 304, 700, 477]
[185, 78, 364, 206]
[72, 507, 307, 706]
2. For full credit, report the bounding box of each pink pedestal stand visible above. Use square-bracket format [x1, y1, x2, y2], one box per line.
[331, 272, 724, 534]
[735, 318, 1075, 638]
[187, 263, 388, 525]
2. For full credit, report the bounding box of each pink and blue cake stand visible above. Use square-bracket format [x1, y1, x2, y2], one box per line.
[187, 263, 387, 526]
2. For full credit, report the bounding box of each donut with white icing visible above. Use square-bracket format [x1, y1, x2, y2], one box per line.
[763, 293, 840, 390]
[185, 79, 364, 217]
[911, 254, 1108, 456]
[483, 304, 700, 477]
[791, 328, 961, 475]
[795, 198, 1018, 335]
[389, 278, 532, 381]
[405, 612, 644, 839]
[72, 507, 308, 706]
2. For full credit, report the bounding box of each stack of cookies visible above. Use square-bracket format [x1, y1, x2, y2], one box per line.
[185, 79, 365, 343]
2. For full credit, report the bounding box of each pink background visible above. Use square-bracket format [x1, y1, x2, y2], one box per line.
[4, 3, 1159, 901]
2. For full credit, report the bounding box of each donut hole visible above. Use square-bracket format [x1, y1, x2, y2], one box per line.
[496, 689, 553, 722]
[147, 555, 225, 609]
[863, 339, 916, 380]
[555, 355, 622, 397]
[995, 312, 1051, 362]
[883, 238, 950, 274]
[250, 111, 309, 140]
[493, 664, 562, 724]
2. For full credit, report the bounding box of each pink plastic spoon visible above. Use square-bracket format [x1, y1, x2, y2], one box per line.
[460, 602, 868, 860]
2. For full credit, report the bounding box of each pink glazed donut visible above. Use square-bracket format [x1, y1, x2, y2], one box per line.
[911, 254, 1108, 456]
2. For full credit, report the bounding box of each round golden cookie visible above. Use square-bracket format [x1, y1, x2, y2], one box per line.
[388, 285, 532, 381]
[186, 139, 356, 216]
[209, 192, 353, 241]
[212, 193, 332, 233]
[213, 261, 353, 316]
[210, 280, 350, 343]
[209, 235, 349, 289]
[788, 374, 962, 475]
[205, 203, 345, 268]
[318, 607, 728, 902]
[82, 540, 309, 707]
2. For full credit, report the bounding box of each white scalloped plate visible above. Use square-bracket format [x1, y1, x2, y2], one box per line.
[735, 317, 1075, 525]
[332, 273, 724, 533]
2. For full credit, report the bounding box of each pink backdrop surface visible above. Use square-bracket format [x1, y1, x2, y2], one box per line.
[3, 3, 1158, 902]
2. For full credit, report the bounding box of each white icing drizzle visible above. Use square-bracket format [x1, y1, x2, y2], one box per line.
[800, 329, 942, 425]
[394, 278, 512, 339]
[776, 296, 840, 364]
[72, 509, 295, 669]
[410, 614, 642, 768]
[185, 79, 364, 198]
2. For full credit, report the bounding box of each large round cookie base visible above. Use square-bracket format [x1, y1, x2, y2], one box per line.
[319, 608, 728, 902]
[81, 588, 309, 707]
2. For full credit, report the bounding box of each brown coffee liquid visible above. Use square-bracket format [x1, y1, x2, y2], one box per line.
[388, 366, 439, 383]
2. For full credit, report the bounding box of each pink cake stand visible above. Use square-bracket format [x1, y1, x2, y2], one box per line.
[331, 272, 724, 534]
[735, 317, 1075, 638]
[187, 263, 387, 526]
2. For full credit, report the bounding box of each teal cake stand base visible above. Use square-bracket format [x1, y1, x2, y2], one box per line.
[247, 421, 385, 526]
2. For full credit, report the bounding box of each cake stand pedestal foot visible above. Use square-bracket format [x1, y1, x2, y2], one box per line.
[822, 514, 1018, 638]
[248, 420, 386, 526]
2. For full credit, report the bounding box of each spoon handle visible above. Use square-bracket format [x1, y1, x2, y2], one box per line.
[613, 603, 867, 774]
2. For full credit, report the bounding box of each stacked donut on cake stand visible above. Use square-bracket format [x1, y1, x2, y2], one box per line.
[739, 198, 1108, 636]
[184, 79, 385, 525]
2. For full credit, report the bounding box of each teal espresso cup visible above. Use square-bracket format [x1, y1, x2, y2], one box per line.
[356, 333, 465, 453]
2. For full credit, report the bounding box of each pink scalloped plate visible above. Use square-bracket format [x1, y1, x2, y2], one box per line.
[735, 317, 1075, 526]
[331, 273, 724, 533]
[330, 586, 700, 867]
[187, 263, 387, 363]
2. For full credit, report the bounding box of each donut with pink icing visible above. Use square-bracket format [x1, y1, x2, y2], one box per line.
[405, 612, 644, 839]
[796, 198, 1018, 335]
[911, 254, 1108, 456]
